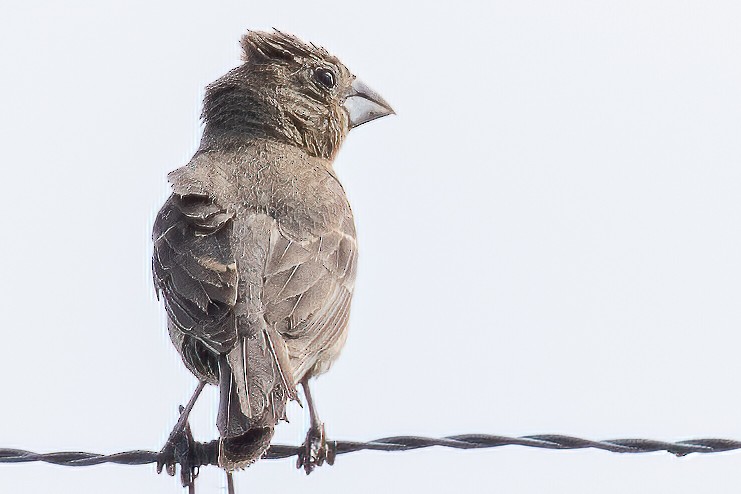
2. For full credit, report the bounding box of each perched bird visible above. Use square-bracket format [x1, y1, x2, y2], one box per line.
[152, 30, 393, 473]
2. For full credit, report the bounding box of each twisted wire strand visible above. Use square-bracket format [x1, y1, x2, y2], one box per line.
[1, 434, 740, 468]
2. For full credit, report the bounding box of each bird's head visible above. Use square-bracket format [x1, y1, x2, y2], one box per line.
[202, 30, 394, 159]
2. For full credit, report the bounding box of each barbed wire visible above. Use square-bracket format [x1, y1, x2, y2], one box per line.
[2, 434, 739, 468]
[4, 433, 740, 494]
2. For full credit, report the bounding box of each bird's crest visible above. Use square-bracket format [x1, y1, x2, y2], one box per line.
[241, 29, 329, 64]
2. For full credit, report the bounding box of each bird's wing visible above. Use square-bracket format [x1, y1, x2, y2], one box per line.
[263, 217, 357, 382]
[152, 192, 238, 354]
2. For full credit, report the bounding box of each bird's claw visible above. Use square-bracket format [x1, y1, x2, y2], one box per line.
[157, 405, 200, 488]
[297, 423, 335, 474]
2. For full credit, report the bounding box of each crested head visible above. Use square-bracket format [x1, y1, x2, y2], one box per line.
[202, 30, 354, 160]
[201, 30, 394, 161]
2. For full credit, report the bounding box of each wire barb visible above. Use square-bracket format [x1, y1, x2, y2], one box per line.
[1, 434, 739, 469]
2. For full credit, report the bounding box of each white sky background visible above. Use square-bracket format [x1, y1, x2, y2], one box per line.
[1, 1, 740, 492]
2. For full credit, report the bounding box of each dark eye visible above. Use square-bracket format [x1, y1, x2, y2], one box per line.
[314, 68, 336, 89]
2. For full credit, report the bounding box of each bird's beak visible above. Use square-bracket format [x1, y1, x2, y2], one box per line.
[343, 78, 395, 129]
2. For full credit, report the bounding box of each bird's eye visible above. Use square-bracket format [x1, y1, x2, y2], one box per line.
[314, 68, 336, 89]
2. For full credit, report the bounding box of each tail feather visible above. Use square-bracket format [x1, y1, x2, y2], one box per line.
[216, 331, 296, 469]
[217, 352, 251, 438]
[219, 427, 275, 471]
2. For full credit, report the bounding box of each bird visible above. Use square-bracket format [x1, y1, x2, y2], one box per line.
[151, 29, 394, 475]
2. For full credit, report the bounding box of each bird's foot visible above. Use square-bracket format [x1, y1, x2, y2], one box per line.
[157, 405, 200, 488]
[297, 422, 336, 474]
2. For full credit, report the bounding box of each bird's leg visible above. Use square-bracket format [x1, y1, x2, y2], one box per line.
[157, 381, 207, 488]
[226, 471, 235, 494]
[297, 377, 336, 474]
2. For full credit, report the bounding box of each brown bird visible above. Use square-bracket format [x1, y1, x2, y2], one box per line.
[152, 30, 393, 474]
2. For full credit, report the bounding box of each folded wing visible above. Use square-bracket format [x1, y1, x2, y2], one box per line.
[263, 216, 358, 382]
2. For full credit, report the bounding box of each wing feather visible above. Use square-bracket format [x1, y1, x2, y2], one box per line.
[263, 220, 357, 382]
[152, 193, 238, 353]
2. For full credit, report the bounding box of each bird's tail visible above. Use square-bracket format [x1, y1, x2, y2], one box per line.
[216, 331, 296, 470]
[218, 426, 275, 471]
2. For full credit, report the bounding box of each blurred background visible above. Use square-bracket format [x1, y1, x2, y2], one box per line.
[0, 1, 740, 492]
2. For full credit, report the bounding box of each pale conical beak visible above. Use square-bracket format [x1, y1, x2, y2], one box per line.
[343, 78, 395, 129]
